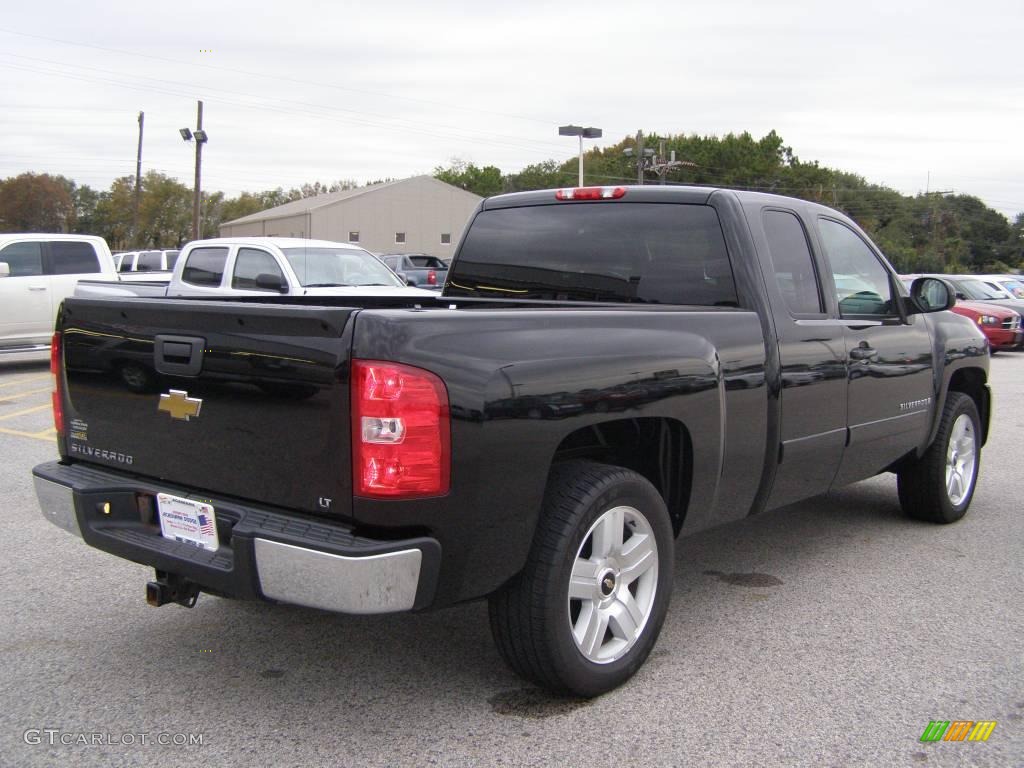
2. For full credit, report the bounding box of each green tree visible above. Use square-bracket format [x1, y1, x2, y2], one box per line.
[93, 176, 135, 250]
[433, 159, 504, 197]
[137, 171, 192, 247]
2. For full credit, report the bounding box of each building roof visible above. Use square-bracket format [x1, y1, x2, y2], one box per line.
[220, 175, 480, 227]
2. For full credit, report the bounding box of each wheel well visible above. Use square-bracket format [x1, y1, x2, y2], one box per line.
[948, 368, 989, 443]
[551, 418, 691, 535]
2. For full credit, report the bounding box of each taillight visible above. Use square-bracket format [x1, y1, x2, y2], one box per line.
[427, 269, 437, 285]
[50, 332, 64, 436]
[555, 186, 626, 201]
[351, 360, 450, 498]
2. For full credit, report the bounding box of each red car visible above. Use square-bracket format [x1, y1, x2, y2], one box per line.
[950, 300, 1022, 352]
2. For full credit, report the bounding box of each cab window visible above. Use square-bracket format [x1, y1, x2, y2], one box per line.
[181, 247, 229, 287]
[232, 248, 285, 291]
[817, 219, 895, 317]
[0, 242, 44, 276]
[763, 210, 823, 315]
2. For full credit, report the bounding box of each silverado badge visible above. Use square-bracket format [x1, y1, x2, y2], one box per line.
[158, 390, 203, 421]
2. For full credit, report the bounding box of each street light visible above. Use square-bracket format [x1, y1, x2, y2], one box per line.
[559, 124, 602, 186]
[179, 101, 208, 241]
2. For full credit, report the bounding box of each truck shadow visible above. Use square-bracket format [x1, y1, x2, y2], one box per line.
[68, 475, 935, 730]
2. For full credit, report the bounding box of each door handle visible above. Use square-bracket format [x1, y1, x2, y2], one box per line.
[849, 345, 878, 361]
[28, 286, 47, 291]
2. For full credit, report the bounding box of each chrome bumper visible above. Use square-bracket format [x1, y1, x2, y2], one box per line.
[33, 466, 433, 614]
[254, 539, 421, 614]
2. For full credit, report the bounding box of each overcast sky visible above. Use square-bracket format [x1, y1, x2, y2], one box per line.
[2, 0, 1021, 218]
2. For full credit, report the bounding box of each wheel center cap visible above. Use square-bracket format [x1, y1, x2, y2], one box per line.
[599, 570, 617, 597]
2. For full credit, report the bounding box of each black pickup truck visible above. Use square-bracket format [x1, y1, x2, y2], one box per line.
[34, 185, 990, 697]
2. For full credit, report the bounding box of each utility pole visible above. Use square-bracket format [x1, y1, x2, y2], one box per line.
[637, 131, 645, 185]
[133, 111, 144, 246]
[649, 146, 695, 183]
[192, 101, 204, 241]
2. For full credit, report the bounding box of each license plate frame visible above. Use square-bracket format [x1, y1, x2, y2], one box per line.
[156, 492, 219, 552]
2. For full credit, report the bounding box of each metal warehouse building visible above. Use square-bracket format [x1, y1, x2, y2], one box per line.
[218, 175, 482, 258]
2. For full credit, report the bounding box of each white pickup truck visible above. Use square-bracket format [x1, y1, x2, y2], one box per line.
[77, 237, 437, 299]
[0, 233, 119, 353]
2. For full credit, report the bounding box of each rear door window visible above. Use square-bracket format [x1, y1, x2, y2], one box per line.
[0, 242, 44, 276]
[49, 241, 100, 275]
[181, 247, 229, 287]
[448, 203, 738, 306]
[763, 210, 823, 315]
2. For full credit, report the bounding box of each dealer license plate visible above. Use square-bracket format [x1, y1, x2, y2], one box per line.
[157, 493, 220, 552]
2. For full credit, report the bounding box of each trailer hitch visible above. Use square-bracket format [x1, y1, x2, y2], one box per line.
[146, 571, 200, 608]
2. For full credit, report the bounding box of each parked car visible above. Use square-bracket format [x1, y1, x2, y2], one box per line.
[976, 274, 1024, 300]
[380, 253, 448, 289]
[36, 186, 990, 697]
[0, 233, 118, 353]
[923, 274, 1024, 315]
[902, 274, 1024, 351]
[118, 249, 180, 273]
[76, 238, 438, 299]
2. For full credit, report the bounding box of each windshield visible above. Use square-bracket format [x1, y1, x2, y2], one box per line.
[955, 279, 1006, 301]
[282, 247, 403, 288]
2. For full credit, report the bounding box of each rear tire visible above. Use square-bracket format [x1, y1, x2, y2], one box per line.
[897, 392, 981, 524]
[488, 461, 674, 697]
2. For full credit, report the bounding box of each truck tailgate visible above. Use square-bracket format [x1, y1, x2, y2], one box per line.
[59, 297, 355, 518]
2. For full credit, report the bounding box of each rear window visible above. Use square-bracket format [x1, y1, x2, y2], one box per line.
[408, 256, 446, 269]
[165, 250, 180, 269]
[181, 247, 229, 287]
[137, 251, 163, 271]
[50, 241, 100, 275]
[447, 203, 738, 306]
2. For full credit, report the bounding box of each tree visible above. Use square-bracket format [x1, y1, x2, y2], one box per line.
[0, 172, 75, 232]
[92, 176, 135, 250]
[434, 159, 504, 197]
[137, 171, 192, 247]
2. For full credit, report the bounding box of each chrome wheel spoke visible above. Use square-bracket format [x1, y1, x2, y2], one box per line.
[619, 534, 656, 585]
[575, 604, 609, 658]
[609, 593, 644, 641]
[569, 558, 599, 600]
[591, 506, 625, 559]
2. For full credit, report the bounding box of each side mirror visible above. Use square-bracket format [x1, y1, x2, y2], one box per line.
[255, 273, 287, 293]
[906, 276, 956, 314]
[0, 262, 9, 278]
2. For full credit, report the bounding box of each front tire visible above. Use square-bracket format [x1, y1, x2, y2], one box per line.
[488, 461, 674, 697]
[897, 392, 981, 524]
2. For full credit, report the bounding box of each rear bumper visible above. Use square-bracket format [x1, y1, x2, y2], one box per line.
[32, 461, 441, 614]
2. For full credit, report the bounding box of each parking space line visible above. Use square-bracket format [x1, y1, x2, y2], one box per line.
[0, 386, 51, 403]
[0, 404, 52, 421]
[0, 426, 55, 442]
[0, 374, 49, 389]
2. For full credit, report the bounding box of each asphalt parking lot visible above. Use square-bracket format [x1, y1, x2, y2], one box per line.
[1, 353, 1021, 767]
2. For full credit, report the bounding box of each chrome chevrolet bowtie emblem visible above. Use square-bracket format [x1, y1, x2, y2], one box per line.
[158, 390, 203, 421]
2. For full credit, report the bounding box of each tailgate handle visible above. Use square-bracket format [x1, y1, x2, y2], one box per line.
[154, 335, 205, 376]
